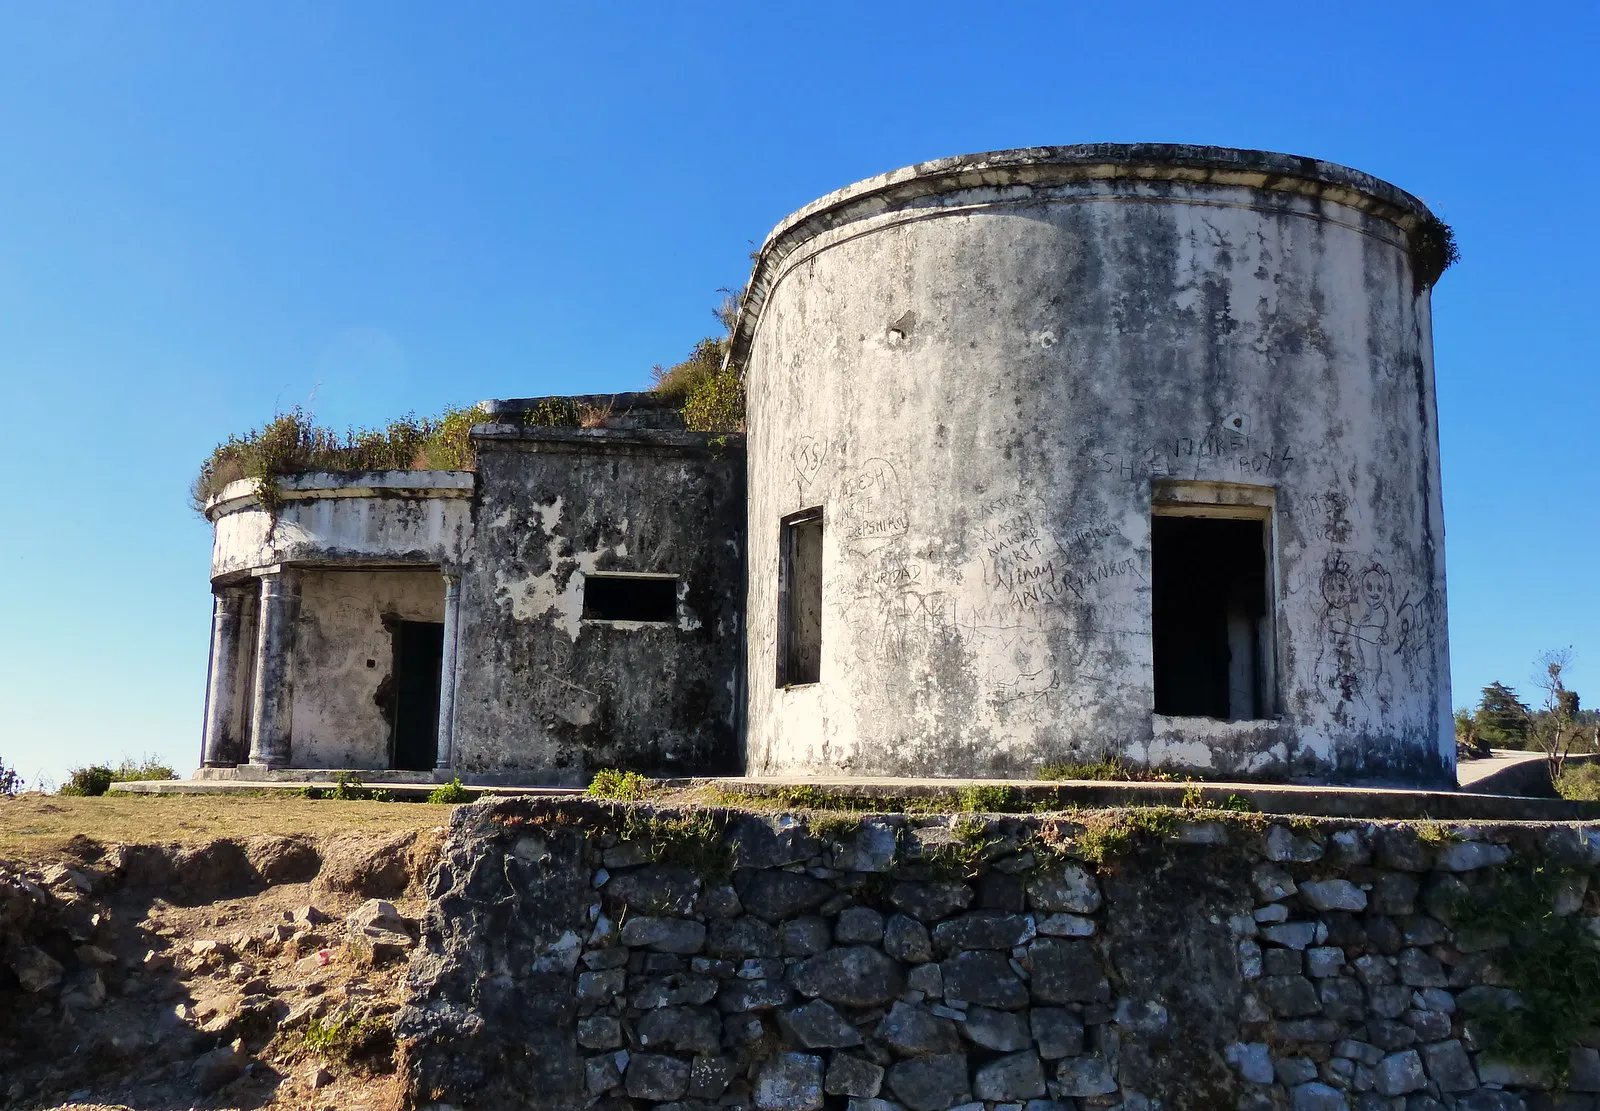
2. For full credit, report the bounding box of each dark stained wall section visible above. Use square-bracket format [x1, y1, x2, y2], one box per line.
[452, 426, 745, 784]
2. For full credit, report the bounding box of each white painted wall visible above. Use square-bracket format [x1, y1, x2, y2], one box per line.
[208, 471, 472, 578]
[741, 150, 1453, 785]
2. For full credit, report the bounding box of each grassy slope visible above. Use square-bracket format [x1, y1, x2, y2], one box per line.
[0, 792, 454, 864]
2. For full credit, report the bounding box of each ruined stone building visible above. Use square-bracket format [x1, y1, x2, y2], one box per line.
[198, 144, 1456, 787]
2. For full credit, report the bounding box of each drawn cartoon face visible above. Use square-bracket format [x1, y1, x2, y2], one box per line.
[1360, 568, 1388, 609]
[1321, 568, 1355, 610]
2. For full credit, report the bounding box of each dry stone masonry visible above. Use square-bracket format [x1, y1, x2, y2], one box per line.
[397, 798, 1600, 1110]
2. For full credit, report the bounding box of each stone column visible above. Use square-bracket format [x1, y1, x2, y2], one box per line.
[435, 571, 462, 771]
[200, 588, 248, 767]
[246, 569, 301, 769]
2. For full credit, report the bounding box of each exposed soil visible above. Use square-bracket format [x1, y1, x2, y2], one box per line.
[0, 795, 452, 1111]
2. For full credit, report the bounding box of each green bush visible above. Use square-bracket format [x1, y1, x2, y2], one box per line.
[683, 366, 745, 433]
[587, 768, 650, 801]
[1555, 762, 1600, 801]
[61, 766, 115, 797]
[0, 757, 23, 796]
[427, 777, 472, 804]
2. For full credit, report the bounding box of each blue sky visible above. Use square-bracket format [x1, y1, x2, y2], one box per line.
[1, 2, 1594, 788]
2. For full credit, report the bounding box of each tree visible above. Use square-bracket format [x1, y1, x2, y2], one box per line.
[1530, 648, 1592, 782]
[1454, 708, 1489, 760]
[1472, 681, 1531, 750]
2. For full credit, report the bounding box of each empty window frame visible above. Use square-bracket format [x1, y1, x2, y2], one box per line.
[1150, 498, 1273, 721]
[582, 573, 678, 623]
[778, 509, 824, 686]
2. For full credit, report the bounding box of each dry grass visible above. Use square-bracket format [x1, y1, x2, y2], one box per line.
[0, 792, 454, 864]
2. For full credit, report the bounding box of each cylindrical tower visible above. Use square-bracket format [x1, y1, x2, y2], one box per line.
[734, 144, 1453, 785]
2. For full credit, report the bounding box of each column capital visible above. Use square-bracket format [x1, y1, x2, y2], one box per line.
[256, 567, 301, 596]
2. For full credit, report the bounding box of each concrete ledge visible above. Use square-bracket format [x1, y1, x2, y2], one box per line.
[470, 424, 744, 458]
[698, 776, 1600, 822]
[120, 773, 1600, 821]
[205, 470, 475, 520]
[115, 777, 586, 801]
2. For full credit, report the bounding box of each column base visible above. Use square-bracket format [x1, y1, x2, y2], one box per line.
[236, 762, 288, 779]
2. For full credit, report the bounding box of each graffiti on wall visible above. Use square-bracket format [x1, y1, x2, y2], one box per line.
[1084, 413, 1296, 483]
[1311, 550, 1438, 714]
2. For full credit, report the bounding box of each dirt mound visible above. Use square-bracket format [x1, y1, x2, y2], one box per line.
[0, 828, 441, 1110]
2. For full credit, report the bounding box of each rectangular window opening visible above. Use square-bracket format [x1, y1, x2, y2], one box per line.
[1151, 512, 1272, 721]
[779, 510, 824, 686]
[582, 574, 678, 623]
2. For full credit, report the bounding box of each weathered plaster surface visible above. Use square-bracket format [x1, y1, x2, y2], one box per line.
[208, 471, 472, 579]
[289, 569, 444, 769]
[739, 146, 1452, 785]
[450, 426, 745, 784]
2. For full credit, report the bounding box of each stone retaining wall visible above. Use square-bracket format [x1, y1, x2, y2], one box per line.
[396, 799, 1600, 1111]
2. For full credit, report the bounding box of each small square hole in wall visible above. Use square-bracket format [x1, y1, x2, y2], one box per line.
[582, 574, 678, 623]
[366, 659, 376, 669]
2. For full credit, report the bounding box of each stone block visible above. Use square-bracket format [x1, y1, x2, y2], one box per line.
[790, 946, 905, 1008]
[620, 916, 708, 954]
[1434, 841, 1511, 872]
[1260, 975, 1323, 1017]
[1027, 938, 1108, 1004]
[1290, 1082, 1350, 1111]
[689, 1054, 736, 1098]
[973, 1051, 1047, 1101]
[780, 916, 833, 957]
[876, 1001, 961, 1057]
[1277, 1056, 1319, 1086]
[1054, 1055, 1118, 1097]
[942, 949, 1030, 1008]
[960, 1004, 1032, 1051]
[1262, 922, 1319, 950]
[754, 1052, 825, 1111]
[1370, 873, 1420, 916]
[740, 871, 835, 922]
[1418, 1039, 1476, 1092]
[778, 1000, 863, 1049]
[1301, 880, 1368, 912]
[890, 882, 974, 922]
[827, 1053, 886, 1097]
[1267, 825, 1326, 863]
[884, 914, 935, 963]
[932, 911, 1037, 952]
[626, 1053, 691, 1101]
[1226, 1041, 1274, 1084]
[1307, 946, 1346, 978]
[887, 1052, 971, 1111]
[1372, 1050, 1426, 1097]
[836, 907, 886, 944]
[707, 916, 780, 959]
[1025, 864, 1102, 914]
[1031, 1007, 1085, 1058]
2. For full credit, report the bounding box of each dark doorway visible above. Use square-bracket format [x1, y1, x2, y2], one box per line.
[391, 620, 445, 771]
[779, 510, 824, 686]
[1151, 515, 1270, 720]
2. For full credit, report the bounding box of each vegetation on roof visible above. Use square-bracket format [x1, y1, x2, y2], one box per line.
[191, 405, 484, 515]
[649, 291, 746, 433]
[193, 295, 749, 516]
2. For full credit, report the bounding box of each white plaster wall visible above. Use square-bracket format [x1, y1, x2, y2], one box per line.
[209, 472, 472, 578]
[744, 168, 1452, 784]
[290, 569, 445, 769]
